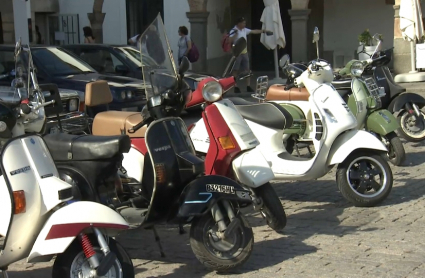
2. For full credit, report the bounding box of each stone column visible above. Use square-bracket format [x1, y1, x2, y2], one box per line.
[186, 11, 209, 71]
[393, 0, 411, 74]
[1, 0, 15, 44]
[288, 9, 311, 62]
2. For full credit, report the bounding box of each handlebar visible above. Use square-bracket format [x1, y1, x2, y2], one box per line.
[33, 100, 55, 111]
[128, 117, 148, 134]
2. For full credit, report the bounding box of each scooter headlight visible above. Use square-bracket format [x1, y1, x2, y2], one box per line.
[350, 61, 365, 77]
[202, 80, 223, 102]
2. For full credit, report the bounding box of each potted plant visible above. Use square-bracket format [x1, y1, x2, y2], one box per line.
[357, 29, 383, 61]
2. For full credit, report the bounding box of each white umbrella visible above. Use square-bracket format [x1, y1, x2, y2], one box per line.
[399, 0, 424, 72]
[260, 0, 286, 78]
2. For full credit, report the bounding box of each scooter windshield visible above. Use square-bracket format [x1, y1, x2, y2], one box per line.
[138, 14, 178, 101]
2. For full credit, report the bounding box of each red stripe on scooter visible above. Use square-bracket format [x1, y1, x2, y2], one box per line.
[45, 223, 128, 240]
[219, 76, 236, 92]
[131, 138, 148, 155]
[203, 104, 241, 176]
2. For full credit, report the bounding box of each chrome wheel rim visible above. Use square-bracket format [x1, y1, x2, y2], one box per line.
[401, 111, 425, 139]
[70, 248, 123, 278]
[346, 156, 387, 198]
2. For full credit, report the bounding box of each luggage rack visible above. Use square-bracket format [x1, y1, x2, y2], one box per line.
[252, 75, 269, 101]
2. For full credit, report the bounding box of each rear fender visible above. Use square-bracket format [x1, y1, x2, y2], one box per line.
[232, 147, 274, 188]
[178, 175, 252, 218]
[389, 93, 425, 112]
[327, 130, 387, 165]
[27, 201, 128, 263]
[366, 110, 400, 135]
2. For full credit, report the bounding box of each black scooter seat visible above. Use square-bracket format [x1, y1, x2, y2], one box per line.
[228, 97, 294, 130]
[44, 133, 131, 161]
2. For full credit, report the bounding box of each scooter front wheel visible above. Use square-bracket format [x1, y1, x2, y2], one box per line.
[397, 110, 425, 142]
[336, 152, 393, 207]
[190, 211, 253, 272]
[382, 132, 406, 166]
[253, 183, 287, 231]
[52, 235, 134, 278]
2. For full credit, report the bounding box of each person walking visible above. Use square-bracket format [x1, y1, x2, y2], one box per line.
[229, 17, 270, 93]
[83, 26, 95, 43]
[177, 26, 192, 65]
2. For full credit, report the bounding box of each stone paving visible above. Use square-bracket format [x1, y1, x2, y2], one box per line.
[5, 119, 425, 277]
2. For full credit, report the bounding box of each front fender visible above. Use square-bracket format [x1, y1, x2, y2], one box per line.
[328, 130, 387, 165]
[232, 147, 274, 188]
[178, 175, 252, 218]
[27, 201, 128, 263]
[389, 93, 425, 112]
[366, 110, 400, 135]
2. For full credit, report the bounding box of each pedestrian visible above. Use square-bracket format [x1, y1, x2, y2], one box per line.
[83, 26, 95, 43]
[229, 17, 270, 93]
[128, 34, 142, 50]
[177, 26, 192, 65]
[35, 25, 42, 44]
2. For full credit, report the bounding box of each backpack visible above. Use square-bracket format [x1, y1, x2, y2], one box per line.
[186, 37, 199, 63]
[221, 29, 238, 53]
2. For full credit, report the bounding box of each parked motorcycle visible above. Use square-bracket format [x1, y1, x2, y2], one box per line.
[0, 41, 134, 278]
[49, 15, 255, 272]
[190, 27, 394, 207]
[334, 41, 425, 142]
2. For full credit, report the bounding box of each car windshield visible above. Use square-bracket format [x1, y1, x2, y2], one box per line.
[31, 47, 96, 76]
[116, 47, 157, 68]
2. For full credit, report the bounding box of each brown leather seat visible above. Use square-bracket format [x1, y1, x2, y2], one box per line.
[265, 84, 310, 101]
[86, 80, 147, 138]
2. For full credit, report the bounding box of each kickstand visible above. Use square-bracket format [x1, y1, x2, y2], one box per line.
[178, 222, 186, 235]
[152, 227, 165, 257]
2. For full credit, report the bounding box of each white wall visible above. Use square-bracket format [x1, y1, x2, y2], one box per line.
[323, 0, 394, 54]
[164, 0, 190, 65]
[207, 0, 230, 60]
[58, 0, 127, 44]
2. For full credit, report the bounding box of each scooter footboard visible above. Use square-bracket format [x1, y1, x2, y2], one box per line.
[232, 147, 275, 188]
[27, 201, 128, 263]
[327, 129, 388, 165]
[178, 175, 252, 218]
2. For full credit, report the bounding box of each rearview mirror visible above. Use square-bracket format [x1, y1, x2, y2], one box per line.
[179, 56, 190, 75]
[232, 38, 247, 57]
[313, 27, 320, 43]
[279, 54, 290, 68]
[115, 65, 129, 75]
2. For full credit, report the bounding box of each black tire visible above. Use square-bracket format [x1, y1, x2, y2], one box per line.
[383, 132, 406, 166]
[284, 138, 295, 154]
[253, 183, 287, 231]
[52, 235, 134, 278]
[190, 211, 253, 272]
[397, 109, 425, 142]
[336, 151, 393, 207]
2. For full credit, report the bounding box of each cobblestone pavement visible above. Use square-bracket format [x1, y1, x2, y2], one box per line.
[5, 130, 425, 277]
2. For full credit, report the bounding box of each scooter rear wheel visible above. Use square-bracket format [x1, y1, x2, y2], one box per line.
[336, 152, 393, 207]
[190, 211, 253, 272]
[397, 110, 425, 142]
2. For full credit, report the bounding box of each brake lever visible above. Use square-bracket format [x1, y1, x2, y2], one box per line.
[33, 100, 55, 110]
[128, 118, 147, 134]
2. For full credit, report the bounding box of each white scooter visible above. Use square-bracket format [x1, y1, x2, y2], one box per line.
[0, 41, 134, 278]
[190, 27, 394, 207]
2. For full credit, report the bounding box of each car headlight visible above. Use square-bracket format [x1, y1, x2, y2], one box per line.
[202, 80, 223, 102]
[350, 61, 365, 77]
[126, 90, 133, 99]
[69, 98, 78, 111]
[120, 91, 126, 100]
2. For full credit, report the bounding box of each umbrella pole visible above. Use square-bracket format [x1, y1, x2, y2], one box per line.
[410, 40, 418, 73]
[274, 48, 279, 78]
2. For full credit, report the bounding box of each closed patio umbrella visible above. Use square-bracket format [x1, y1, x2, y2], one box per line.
[260, 0, 286, 79]
[399, 0, 424, 73]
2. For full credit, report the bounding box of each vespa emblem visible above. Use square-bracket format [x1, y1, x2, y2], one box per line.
[30, 138, 35, 144]
[10, 166, 31, 176]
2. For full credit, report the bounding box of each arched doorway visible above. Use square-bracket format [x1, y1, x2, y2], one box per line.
[251, 0, 291, 71]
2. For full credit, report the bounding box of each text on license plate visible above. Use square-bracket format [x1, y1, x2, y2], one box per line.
[206, 184, 235, 194]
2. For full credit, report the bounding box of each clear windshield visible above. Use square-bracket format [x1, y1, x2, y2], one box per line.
[138, 14, 177, 100]
[116, 47, 158, 68]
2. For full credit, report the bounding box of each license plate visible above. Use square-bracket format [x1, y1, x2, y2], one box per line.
[206, 184, 235, 194]
[123, 107, 137, 112]
[50, 127, 59, 134]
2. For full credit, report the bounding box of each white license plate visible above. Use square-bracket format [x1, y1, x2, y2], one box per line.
[123, 107, 137, 112]
[50, 127, 59, 134]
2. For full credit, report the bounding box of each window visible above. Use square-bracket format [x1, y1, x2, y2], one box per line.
[0, 50, 15, 75]
[79, 49, 124, 74]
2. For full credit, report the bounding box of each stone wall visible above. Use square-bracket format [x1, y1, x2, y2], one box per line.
[0, 0, 15, 44]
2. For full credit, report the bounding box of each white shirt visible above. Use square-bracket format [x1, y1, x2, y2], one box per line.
[229, 26, 251, 54]
[130, 35, 147, 53]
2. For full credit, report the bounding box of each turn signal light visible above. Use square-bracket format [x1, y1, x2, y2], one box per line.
[155, 163, 166, 183]
[13, 190, 26, 214]
[218, 136, 235, 150]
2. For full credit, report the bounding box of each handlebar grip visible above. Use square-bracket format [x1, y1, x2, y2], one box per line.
[265, 31, 274, 36]
[285, 83, 296, 90]
[20, 103, 31, 115]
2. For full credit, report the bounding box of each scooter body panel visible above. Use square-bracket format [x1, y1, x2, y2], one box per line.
[232, 147, 275, 188]
[350, 78, 369, 129]
[366, 109, 400, 135]
[27, 201, 128, 263]
[327, 129, 388, 165]
[0, 135, 73, 267]
[122, 146, 145, 183]
[190, 118, 210, 154]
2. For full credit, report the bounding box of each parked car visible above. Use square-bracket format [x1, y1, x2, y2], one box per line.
[62, 44, 213, 91]
[0, 45, 147, 114]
